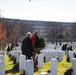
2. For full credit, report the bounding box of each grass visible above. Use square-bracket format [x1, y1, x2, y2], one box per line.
[5, 52, 24, 75]
[34, 62, 50, 75]
[5, 52, 72, 75]
[34, 56, 72, 75]
[58, 56, 72, 75]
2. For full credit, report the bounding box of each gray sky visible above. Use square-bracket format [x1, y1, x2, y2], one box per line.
[0, 0, 76, 22]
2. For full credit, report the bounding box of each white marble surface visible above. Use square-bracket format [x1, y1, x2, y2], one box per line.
[38, 54, 44, 69]
[0, 55, 4, 61]
[69, 51, 74, 62]
[16, 51, 22, 63]
[25, 60, 34, 75]
[72, 58, 76, 75]
[0, 60, 5, 75]
[73, 70, 76, 75]
[58, 51, 64, 62]
[0, 50, 5, 56]
[72, 58, 76, 70]
[19, 55, 26, 71]
[45, 51, 50, 62]
[50, 59, 58, 75]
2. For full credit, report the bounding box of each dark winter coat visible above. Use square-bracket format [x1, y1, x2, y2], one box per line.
[35, 35, 40, 48]
[21, 37, 34, 59]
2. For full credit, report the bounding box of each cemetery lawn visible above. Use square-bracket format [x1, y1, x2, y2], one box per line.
[5, 53, 72, 75]
[5, 52, 24, 75]
[34, 56, 72, 75]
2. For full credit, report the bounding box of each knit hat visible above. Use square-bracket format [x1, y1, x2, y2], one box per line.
[26, 32, 32, 37]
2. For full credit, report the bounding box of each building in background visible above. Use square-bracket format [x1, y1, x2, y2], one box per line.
[0, 18, 74, 42]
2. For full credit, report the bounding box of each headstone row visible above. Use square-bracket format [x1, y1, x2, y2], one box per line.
[41, 50, 65, 62]
[0, 50, 5, 75]
[8, 49, 76, 75]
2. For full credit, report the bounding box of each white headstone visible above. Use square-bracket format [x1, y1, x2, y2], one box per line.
[19, 55, 26, 71]
[53, 50, 58, 57]
[50, 51, 54, 59]
[8, 51, 13, 56]
[50, 59, 58, 75]
[16, 51, 22, 63]
[0, 50, 5, 56]
[0, 60, 5, 75]
[69, 51, 74, 62]
[45, 51, 50, 62]
[25, 60, 34, 75]
[38, 54, 44, 69]
[73, 70, 76, 75]
[72, 58, 76, 75]
[58, 51, 64, 62]
[0, 55, 4, 61]
[13, 50, 17, 56]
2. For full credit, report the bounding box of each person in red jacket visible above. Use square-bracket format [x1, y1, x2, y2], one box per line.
[31, 31, 40, 70]
[31, 31, 40, 54]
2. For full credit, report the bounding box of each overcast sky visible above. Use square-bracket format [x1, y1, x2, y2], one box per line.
[0, 0, 76, 22]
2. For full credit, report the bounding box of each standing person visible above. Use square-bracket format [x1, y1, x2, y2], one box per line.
[31, 31, 40, 54]
[31, 31, 40, 69]
[21, 32, 34, 60]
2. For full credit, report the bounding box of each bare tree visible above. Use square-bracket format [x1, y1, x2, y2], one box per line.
[19, 22, 33, 39]
[45, 22, 64, 43]
[8, 24, 20, 44]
